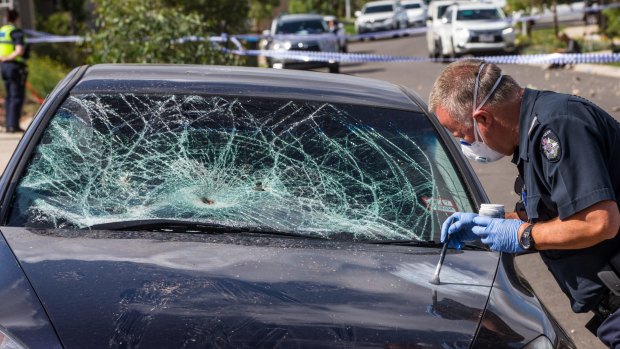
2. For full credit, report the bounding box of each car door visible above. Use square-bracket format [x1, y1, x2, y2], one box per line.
[439, 6, 454, 56]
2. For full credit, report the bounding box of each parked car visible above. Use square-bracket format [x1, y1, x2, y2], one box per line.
[402, 0, 428, 27]
[263, 14, 340, 73]
[437, 2, 516, 58]
[0, 64, 576, 349]
[426, 0, 468, 58]
[354, 0, 408, 34]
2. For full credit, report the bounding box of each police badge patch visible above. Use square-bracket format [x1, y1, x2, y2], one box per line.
[540, 129, 561, 162]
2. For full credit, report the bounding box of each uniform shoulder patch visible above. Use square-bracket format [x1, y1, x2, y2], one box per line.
[540, 129, 561, 162]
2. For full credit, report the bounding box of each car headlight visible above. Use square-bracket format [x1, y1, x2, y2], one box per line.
[272, 41, 292, 51]
[502, 27, 514, 35]
[521, 335, 554, 349]
[0, 326, 27, 349]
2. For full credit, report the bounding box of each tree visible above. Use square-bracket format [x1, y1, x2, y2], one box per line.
[87, 0, 234, 65]
[289, 0, 343, 16]
[603, 7, 620, 39]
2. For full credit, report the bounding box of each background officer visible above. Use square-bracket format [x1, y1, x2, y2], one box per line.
[429, 59, 620, 348]
[0, 9, 27, 133]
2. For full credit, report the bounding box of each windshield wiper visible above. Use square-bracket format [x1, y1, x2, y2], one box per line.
[366, 239, 488, 251]
[85, 219, 324, 239]
[366, 239, 442, 247]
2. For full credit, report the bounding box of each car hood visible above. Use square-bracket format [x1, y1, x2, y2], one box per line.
[357, 13, 394, 22]
[406, 9, 425, 17]
[2, 227, 499, 348]
[455, 20, 510, 31]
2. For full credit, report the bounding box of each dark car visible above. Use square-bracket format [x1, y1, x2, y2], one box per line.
[0, 65, 575, 348]
[263, 14, 340, 73]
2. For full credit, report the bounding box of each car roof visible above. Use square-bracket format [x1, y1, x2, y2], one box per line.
[72, 65, 423, 112]
[429, 0, 473, 8]
[452, 2, 500, 9]
[277, 14, 325, 22]
[364, 0, 397, 7]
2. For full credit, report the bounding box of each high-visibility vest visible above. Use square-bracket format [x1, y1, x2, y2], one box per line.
[0, 24, 24, 63]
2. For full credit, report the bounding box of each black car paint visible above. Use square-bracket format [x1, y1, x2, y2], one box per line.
[0, 65, 575, 348]
[2, 227, 499, 348]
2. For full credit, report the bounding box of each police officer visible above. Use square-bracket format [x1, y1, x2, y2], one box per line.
[429, 59, 620, 348]
[0, 9, 27, 133]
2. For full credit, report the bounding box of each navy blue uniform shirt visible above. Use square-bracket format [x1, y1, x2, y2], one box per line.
[512, 88, 620, 313]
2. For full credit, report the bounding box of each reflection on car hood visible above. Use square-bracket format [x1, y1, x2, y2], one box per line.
[2, 227, 499, 348]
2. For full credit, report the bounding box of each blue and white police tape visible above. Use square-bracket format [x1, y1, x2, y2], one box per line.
[228, 47, 620, 65]
[24, 29, 83, 43]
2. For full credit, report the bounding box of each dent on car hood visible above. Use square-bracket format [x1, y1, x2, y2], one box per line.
[2, 227, 499, 348]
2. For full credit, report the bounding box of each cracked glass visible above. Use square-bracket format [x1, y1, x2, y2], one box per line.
[8, 93, 473, 241]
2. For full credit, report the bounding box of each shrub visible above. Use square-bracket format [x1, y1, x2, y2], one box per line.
[26, 54, 71, 99]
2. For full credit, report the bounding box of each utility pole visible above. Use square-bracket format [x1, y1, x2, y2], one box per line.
[346, 0, 351, 19]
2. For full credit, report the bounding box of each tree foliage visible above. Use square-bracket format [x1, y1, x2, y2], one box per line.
[87, 0, 234, 65]
[289, 0, 341, 15]
[603, 8, 620, 38]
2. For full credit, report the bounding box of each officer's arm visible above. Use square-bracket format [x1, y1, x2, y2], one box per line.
[1, 44, 24, 62]
[518, 200, 620, 250]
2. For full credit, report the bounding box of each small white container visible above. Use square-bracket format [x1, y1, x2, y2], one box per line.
[479, 204, 505, 218]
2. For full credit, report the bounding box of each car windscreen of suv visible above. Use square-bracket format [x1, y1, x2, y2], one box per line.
[457, 9, 502, 20]
[364, 4, 394, 14]
[404, 3, 422, 9]
[8, 94, 473, 242]
[276, 19, 327, 34]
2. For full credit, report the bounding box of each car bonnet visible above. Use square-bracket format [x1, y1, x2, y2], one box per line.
[2, 227, 499, 348]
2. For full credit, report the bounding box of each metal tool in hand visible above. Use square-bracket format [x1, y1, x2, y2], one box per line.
[430, 217, 454, 285]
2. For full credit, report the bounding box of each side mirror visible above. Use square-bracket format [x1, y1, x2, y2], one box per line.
[355, 10, 362, 17]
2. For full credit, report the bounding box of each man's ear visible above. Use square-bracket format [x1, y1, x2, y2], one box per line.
[473, 109, 493, 128]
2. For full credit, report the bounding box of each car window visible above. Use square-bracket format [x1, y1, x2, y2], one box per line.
[437, 5, 450, 19]
[363, 4, 394, 14]
[457, 8, 502, 20]
[8, 94, 474, 242]
[404, 3, 422, 9]
[276, 19, 327, 34]
[443, 8, 453, 22]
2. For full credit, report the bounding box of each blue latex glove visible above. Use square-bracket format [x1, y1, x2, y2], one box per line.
[472, 216, 525, 253]
[440, 212, 480, 250]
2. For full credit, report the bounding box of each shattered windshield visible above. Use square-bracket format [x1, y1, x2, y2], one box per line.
[9, 94, 473, 242]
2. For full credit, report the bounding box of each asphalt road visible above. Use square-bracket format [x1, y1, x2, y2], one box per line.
[338, 34, 620, 348]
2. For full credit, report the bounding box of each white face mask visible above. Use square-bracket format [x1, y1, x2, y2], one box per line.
[460, 63, 505, 164]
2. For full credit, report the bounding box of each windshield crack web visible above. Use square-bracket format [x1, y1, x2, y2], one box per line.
[13, 94, 440, 240]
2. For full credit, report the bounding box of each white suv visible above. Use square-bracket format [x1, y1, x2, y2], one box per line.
[402, 0, 427, 27]
[426, 0, 468, 58]
[437, 2, 516, 57]
[355, 0, 408, 34]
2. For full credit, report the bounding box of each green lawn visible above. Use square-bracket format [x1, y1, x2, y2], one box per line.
[518, 26, 619, 67]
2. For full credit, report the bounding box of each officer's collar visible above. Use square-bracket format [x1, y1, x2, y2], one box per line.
[513, 88, 540, 164]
